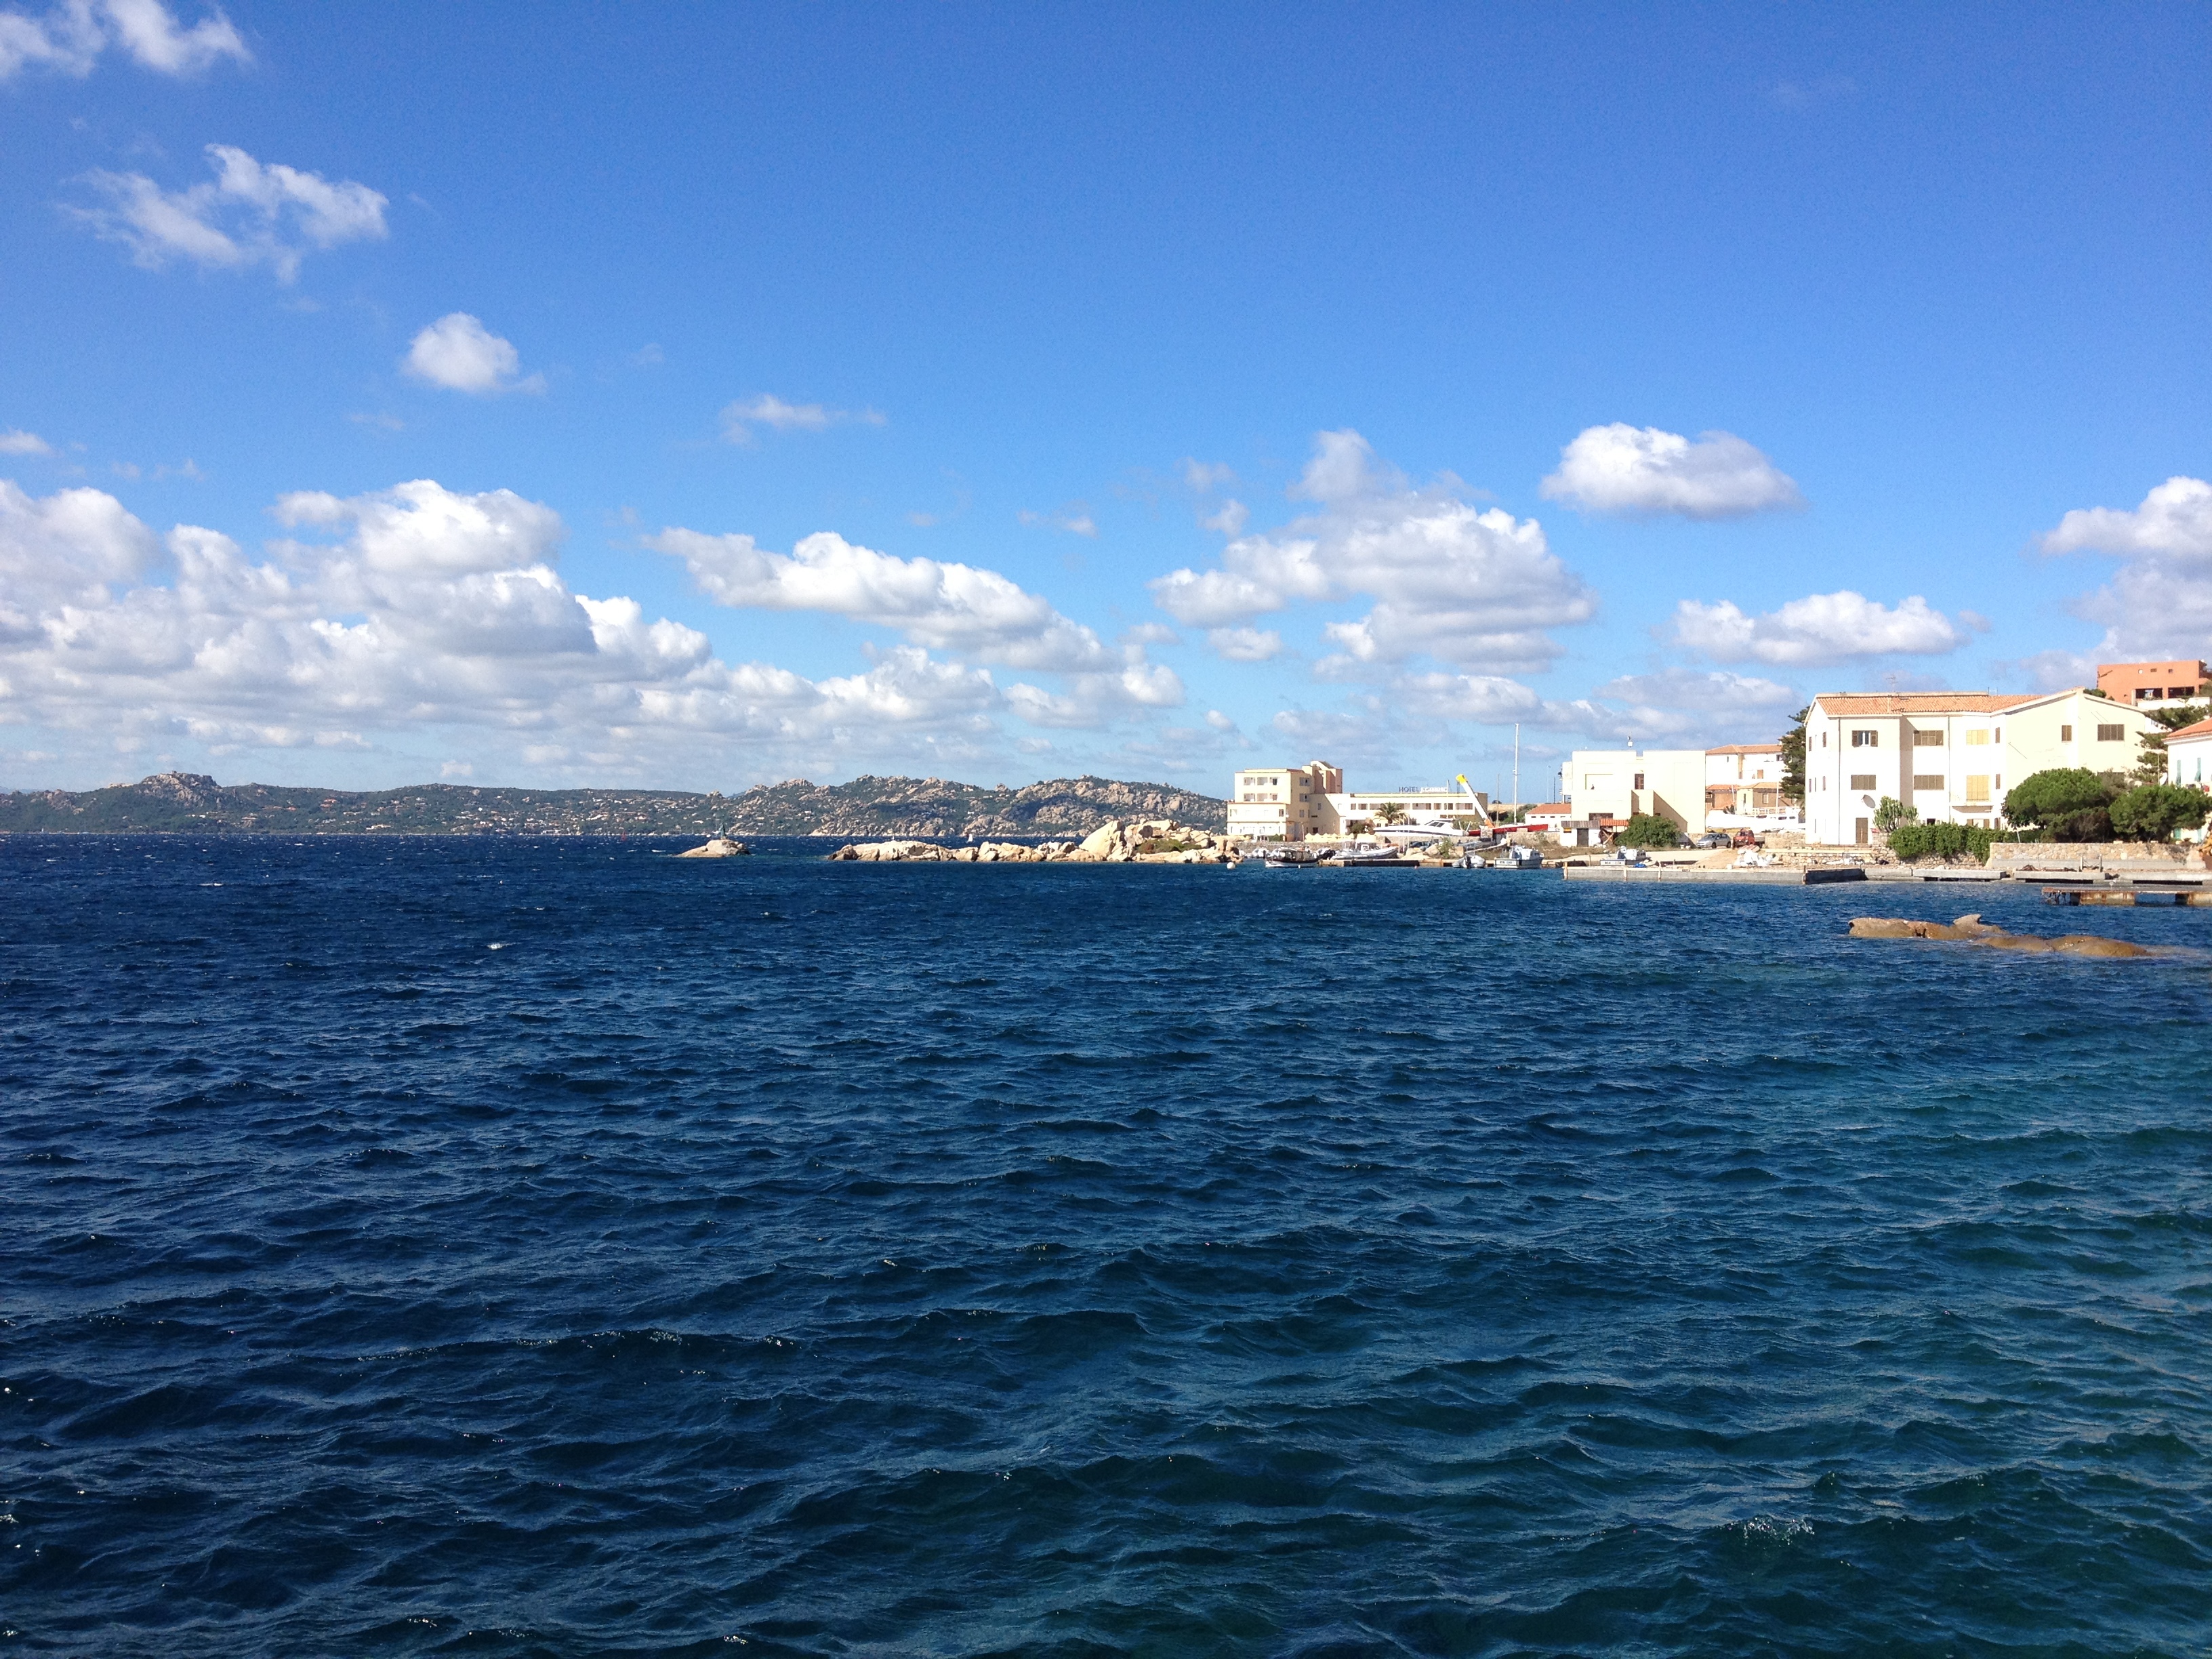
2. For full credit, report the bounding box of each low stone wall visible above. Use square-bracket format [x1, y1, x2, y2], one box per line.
[1984, 842, 2211, 876]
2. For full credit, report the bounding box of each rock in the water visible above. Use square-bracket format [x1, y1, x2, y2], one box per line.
[676, 836, 749, 858]
[1846, 916, 2149, 958]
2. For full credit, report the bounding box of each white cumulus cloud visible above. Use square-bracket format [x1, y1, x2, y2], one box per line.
[0, 0, 245, 79]
[720, 394, 884, 443]
[651, 524, 1183, 729]
[2041, 475, 2212, 561]
[0, 429, 54, 455]
[70, 144, 386, 281]
[1540, 424, 1804, 519]
[1671, 590, 1967, 665]
[1150, 428, 1597, 674]
[0, 476, 1034, 777]
[651, 527, 1120, 674]
[2041, 476, 2212, 659]
[403, 314, 544, 395]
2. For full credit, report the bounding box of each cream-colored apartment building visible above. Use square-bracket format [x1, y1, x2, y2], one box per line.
[1803, 689, 2157, 845]
[1566, 749, 1709, 836]
[1227, 761, 1345, 842]
[1704, 743, 1797, 825]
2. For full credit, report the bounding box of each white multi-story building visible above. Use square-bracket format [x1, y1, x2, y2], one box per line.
[2167, 717, 2212, 834]
[1803, 689, 2158, 846]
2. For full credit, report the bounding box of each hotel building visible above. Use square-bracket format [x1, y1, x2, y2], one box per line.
[1226, 761, 1490, 842]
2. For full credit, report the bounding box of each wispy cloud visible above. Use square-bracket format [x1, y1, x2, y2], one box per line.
[0, 0, 247, 80]
[0, 428, 55, 455]
[1019, 506, 1098, 537]
[68, 144, 387, 282]
[720, 394, 885, 443]
[1765, 75, 1857, 111]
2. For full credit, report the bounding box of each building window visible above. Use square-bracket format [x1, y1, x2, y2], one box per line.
[1912, 731, 1944, 747]
[1965, 775, 1990, 803]
[1850, 773, 1877, 790]
[2097, 724, 2125, 742]
[1633, 773, 1645, 790]
[1850, 729, 1878, 747]
[2060, 724, 2072, 741]
[1912, 774, 1944, 791]
[1965, 729, 1988, 745]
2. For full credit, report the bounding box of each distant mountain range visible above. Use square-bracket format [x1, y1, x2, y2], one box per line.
[0, 771, 1227, 837]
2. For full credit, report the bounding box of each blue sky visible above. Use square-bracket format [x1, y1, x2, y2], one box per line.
[2, 2, 2207, 797]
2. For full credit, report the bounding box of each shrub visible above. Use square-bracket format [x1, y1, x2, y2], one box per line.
[1616, 813, 1683, 848]
[1872, 796, 1917, 834]
[1889, 821, 1996, 863]
[2003, 768, 2116, 842]
[2108, 782, 2211, 842]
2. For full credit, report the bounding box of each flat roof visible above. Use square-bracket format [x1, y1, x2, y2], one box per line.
[1706, 743, 1782, 754]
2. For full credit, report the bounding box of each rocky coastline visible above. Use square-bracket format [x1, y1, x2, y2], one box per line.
[827, 819, 1237, 865]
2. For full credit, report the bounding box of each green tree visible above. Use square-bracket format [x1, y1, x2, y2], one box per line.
[1779, 706, 1808, 804]
[2147, 703, 2207, 732]
[1616, 812, 1681, 848]
[2108, 782, 2211, 842]
[2132, 729, 2171, 786]
[2003, 767, 2116, 842]
[1872, 796, 1917, 834]
[1375, 802, 1407, 825]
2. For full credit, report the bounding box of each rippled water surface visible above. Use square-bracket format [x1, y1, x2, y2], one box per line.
[5, 835, 2210, 1657]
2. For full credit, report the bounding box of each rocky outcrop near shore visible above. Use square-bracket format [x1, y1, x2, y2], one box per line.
[1847, 913, 2150, 958]
[827, 819, 1237, 865]
[675, 837, 750, 858]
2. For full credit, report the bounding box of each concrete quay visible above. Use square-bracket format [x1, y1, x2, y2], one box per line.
[1561, 863, 1866, 885]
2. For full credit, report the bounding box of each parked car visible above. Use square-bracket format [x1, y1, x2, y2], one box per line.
[1694, 832, 1732, 848]
[1732, 830, 1761, 848]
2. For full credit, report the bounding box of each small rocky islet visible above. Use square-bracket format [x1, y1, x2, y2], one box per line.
[1848, 913, 2151, 958]
[826, 818, 1234, 864]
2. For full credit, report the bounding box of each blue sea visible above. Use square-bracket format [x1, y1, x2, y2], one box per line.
[4, 836, 2209, 1657]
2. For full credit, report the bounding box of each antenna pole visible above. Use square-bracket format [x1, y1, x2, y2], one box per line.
[1512, 723, 1521, 817]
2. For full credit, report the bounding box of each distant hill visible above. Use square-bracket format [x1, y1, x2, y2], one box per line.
[0, 771, 1225, 837]
[718, 774, 1225, 836]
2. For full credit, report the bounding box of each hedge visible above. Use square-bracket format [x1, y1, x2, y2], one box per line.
[1888, 821, 1996, 863]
